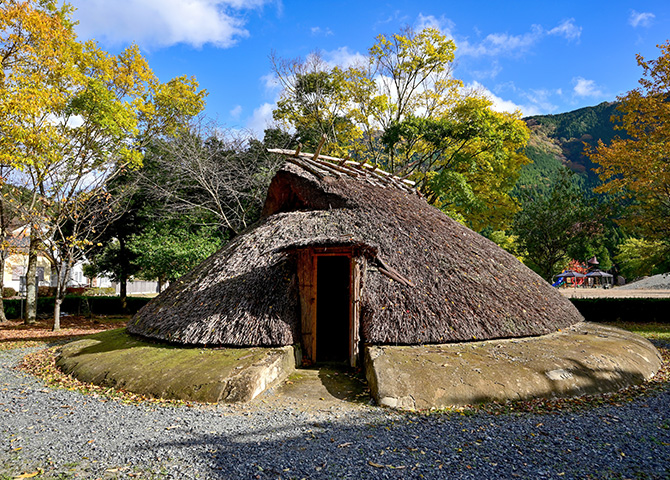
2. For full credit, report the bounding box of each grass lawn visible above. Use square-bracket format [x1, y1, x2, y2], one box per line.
[604, 321, 670, 343]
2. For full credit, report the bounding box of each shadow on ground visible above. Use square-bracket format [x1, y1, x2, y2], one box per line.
[258, 364, 371, 409]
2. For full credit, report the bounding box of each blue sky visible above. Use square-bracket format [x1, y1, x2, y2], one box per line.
[68, 0, 669, 137]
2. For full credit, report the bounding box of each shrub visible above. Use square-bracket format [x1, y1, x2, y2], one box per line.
[570, 298, 670, 323]
[38, 286, 57, 297]
[2, 295, 152, 319]
[2, 299, 21, 318]
[84, 287, 116, 296]
[2, 287, 17, 298]
[65, 287, 88, 296]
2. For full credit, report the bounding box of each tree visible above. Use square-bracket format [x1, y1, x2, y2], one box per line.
[382, 96, 530, 230]
[513, 171, 599, 281]
[1, 0, 206, 328]
[83, 174, 148, 312]
[0, 170, 19, 323]
[139, 121, 283, 237]
[614, 238, 670, 279]
[271, 52, 363, 156]
[272, 27, 461, 163]
[129, 221, 222, 288]
[271, 27, 529, 230]
[588, 41, 670, 245]
[1, 0, 76, 323]
[367, 27, 460, 152]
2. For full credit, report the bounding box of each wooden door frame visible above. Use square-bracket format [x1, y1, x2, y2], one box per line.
[296, 246, 361, 367]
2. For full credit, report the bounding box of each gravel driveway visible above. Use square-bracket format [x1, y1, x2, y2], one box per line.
[1, 346, 669, 480]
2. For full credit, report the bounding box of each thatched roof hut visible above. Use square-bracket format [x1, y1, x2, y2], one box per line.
[128, 151, 583, 366]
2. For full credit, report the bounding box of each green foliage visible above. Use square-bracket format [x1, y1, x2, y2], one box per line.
[1, 0, 206, 327]
[384, 96, 530, 230]
[262, 127, 298, 150]
[129, 221, 222, 284]
[482, 230, 524, 261]
[614, 238, 670, 279]
[513, 171, 599, 280]
[515, 145, 571, 197]
[518, 104, 638, 274]
[272, 55, 361, 155]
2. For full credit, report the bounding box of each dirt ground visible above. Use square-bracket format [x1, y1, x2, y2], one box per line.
[559, 288, 670, 299]
[0, 315, 127, 347]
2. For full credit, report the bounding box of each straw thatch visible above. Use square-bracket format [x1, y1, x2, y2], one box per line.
[128, 157, 583, 346]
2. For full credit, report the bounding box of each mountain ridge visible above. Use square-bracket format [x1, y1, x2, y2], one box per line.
[520, 101, 624, 190]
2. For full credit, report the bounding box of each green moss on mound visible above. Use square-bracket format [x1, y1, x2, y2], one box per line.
[56, 329, 295, 403]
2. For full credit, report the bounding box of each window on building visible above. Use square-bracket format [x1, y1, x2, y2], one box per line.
[36, 267, 45, 282]
[11, 266, 25, 281]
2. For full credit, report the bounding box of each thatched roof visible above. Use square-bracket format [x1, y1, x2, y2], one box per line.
[128, 155, 583, 346]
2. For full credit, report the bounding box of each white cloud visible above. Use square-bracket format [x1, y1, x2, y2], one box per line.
[547, 19, 581, 41]
[229, 105, 243, 119]
[629, 10, 655, 28]
[455, 19, 581, 58]
[260, 73, 280, 94]
[310, 26, 333, 37]
[470, 61, 503, 80]
[469, 82, 542, 116]
[70, 0, 277, 49]
[323, 47, 367, 68]
[573, 77, 604, 97]
[522, 88, 560, 113]
[415, 14, 455, 37]
[246, 102, 275, 137]
[458, 25, 543, 57]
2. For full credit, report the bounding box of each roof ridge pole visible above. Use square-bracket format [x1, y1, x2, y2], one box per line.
[312, 134, 327, 161]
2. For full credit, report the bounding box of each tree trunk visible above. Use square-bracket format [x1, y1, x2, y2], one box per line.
[119, 237, 128, 313]
[0, 254, 7, 323]
[24, 231, 39, 324]
[120, 275, 128, 313]
[53, 260, 73, 331]
[0, 194, 7, 323]
[53, 296, 61, 331]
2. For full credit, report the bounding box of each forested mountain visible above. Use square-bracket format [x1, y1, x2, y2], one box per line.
[519, 102, 623, 190]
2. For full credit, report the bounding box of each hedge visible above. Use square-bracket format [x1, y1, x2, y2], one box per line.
[3, 295, 666, 324]
[570, 298, 670, 324]
[1, 296, 151, 319]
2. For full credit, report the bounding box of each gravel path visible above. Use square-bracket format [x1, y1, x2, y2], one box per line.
[1, 347, 669, 480]
[621, 273, 670, 290]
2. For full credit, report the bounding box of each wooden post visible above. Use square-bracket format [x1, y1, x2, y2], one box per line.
[297, 249, 317, 365]
[313, 134, 327, 161]
[349, 257, 361, 367]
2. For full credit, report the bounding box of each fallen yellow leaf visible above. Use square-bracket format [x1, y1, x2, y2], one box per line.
[15, 471, 39, 479]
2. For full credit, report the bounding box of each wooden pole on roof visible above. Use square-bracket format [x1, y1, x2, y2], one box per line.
[313, 134, 327, 161]
[294, 143, 302, 157]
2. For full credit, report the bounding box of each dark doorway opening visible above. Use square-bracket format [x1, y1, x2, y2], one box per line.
[316, 256, 350, 363]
